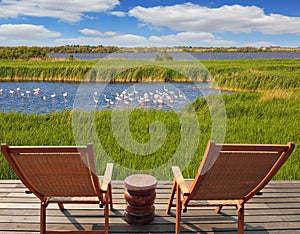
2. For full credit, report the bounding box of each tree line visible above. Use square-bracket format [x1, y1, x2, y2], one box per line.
[0, 46, 48, 60]
[45, 45, 120, 53]
[0, 45, 120, 60]
[1, 45, 300, 60]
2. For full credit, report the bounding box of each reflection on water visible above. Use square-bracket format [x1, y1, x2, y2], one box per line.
[0, 82, 226, 114]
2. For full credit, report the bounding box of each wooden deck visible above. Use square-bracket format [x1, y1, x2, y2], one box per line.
[0, 180, 299, 233]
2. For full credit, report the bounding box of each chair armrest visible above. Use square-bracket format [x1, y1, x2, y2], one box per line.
[104, 163, 114, 183]
[172, 166, 190, 196]
[100, 163, 114, 191]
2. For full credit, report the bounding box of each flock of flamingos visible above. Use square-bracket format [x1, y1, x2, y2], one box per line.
[0, 85, 189, 110]
[0, 87, 67, 102]
[92, 86, 188, 110]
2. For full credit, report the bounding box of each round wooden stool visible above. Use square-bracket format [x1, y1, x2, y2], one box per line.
[124, 174, 157, 224]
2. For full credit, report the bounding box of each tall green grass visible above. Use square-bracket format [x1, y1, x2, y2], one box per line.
[0, 60, 208, 82]
[0, 60, 94, 82]
[193, 91, 300, 180]
[0, 91, 299, 180]
[202, 59, 300, 90]
[1, 59, 299, 90]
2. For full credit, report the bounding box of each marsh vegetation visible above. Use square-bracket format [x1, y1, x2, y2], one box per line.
[0, 58, 299, 180]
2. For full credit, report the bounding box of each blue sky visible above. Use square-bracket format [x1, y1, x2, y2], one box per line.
[0, 0, 300, 47]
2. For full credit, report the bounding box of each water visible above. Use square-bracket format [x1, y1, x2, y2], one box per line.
[0, 82, 224, 114]
[49, 52, 300, 60]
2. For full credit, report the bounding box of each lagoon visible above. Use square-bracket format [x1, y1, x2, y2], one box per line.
[0, 82, 224, 114]
[49, 52, 300, 60]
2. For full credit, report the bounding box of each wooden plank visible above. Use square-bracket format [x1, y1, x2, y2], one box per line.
[1, 211, 298, 224]
[1, 220, 300, 233]
[4, 198, 292, 205]
[0, 180, 299, 233]
[0, 207, 299, 218]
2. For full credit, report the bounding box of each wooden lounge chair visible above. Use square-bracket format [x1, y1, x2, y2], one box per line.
[1, 143, 113, 234]
[166, 141, 295, 234]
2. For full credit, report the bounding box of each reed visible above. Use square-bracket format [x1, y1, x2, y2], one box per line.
[203, 59, 300, 90]
[0, 60, 208, 82]
[1, 59, 299, 90]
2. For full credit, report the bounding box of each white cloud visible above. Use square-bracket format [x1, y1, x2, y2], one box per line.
[79, 28, 103, 36]
[110, 11, 127, 17]
[104, 31, 118, 36]
[129, 3, 300, 35]
[79, 28, 119, 37]
[0, 23, 235, 47]
[149, 32, 234, 47]
[0, 24, 60, 39]
[253, 13, 300, 35]
[84, 15, 95, 20]
[54, 34, 149, 47]
[50, 31, 234, 47]
[0, 0, 120, 22]
[243, 41, 277, 48]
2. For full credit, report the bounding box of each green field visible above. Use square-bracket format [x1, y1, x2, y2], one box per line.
[0, 90, 299, 180]
[0, 58, 299, 180]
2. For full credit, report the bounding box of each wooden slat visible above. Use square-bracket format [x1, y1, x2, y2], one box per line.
[0, 180, 299, 233]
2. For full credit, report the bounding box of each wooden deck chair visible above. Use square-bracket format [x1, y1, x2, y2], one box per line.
[1, 143, 114, 234]
[166, 141, 295, 234]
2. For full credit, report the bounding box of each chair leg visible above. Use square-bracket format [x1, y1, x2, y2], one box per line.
[104, 193, 109, 234]
[108, 183, 113, 211]
[237, 205, 244, 234]
[175, 184, 182, 234]
[215, 205, 223, 213]
[58, 202, 64, 211]
[40, 201, 47, 234]
[166, 180, 176, 215]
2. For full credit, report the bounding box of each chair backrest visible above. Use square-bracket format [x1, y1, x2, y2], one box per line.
[188, 141, 295, 202]
[1, 144, 101, 200]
